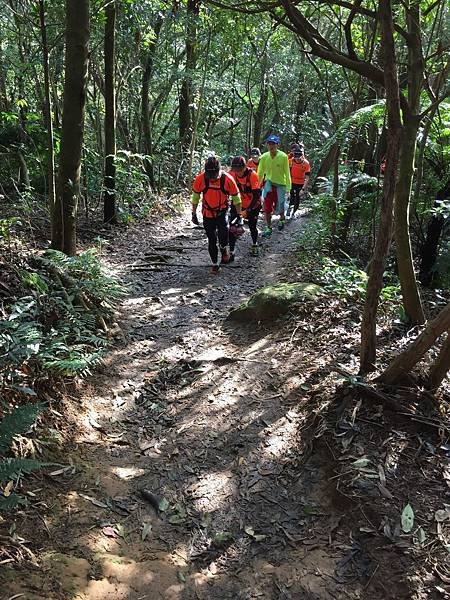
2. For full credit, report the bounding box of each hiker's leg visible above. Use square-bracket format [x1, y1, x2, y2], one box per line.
[203, 217, 219, 264]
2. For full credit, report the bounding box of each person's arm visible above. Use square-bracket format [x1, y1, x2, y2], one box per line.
[284, 155, 291, 192]
[302, 174, 310, 193]
[302, 160, 311, 193]
[191, 191, 200, 224]
[231, 194, 242, 216]
[257, 155, 265, 185]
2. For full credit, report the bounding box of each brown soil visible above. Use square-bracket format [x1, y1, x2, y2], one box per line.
[1, 209, 448, 599]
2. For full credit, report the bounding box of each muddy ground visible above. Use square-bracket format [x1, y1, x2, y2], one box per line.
[2, 208, 450, 600]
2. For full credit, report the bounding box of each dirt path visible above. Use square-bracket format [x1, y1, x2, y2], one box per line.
[3, 211, 367, 599]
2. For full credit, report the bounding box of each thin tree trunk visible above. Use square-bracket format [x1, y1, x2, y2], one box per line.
[331, 145, 340, 239]
[394, 0, 425, 325]
[360, 0, 402, 373]
[38, 0, 56, 227]
[186, 28, 211, 188]
[427, 334, 450, 390]
[56, 0, 90, 255]
[395, 117, 425, 323]
[179, 0, 200, 153]
[0, 35, 9, 112]
[16, 150, 30, 189]
[379, 302, 450, 385]
[103, 0, 117, 224]
[253, 52, 268, 147]
[141, 16, 163, 188]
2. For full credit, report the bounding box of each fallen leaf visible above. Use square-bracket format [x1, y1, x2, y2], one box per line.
[352, 458, 371, 469]
[3, 481, 14, 497]
[378, 483, 394, 499]
[417, 527, 426, 544]
[435, 509, 450, 522]
[79, 493, 108, 508]
[49, 467, 71, 477]
[401, 503, 414, 533]
[141, 522, 152, 541]
[158, 497, 170, 512]
[102, 526, 117, 538]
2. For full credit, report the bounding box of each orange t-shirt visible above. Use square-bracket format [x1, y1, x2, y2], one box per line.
[229, 168, 261, 210]
[192, 171, 239, 217]
[289, 158, 310, 185]
[246, 158, 260, 172]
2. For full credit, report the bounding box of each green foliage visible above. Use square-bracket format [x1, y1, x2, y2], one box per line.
[0, 403, 45, 453]
[317, 257, 368, 299]
[0, 403, 46, 511]
[0, 250, 126, 393]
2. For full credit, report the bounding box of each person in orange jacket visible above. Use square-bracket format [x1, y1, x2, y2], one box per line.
[192, 156, 242, 273]
[246, 148, 261, 172]
[229, 156, 262, 257]
[287, 146, 310, 218]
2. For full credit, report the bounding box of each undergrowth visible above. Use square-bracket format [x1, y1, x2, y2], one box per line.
[0, 248, 126, 509]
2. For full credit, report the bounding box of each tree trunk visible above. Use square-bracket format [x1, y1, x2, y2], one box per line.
[378, 302, 450, 385]
[186, 29, 211, 188]
[330, 145, 340, 239]
[360, 0, 402, 373]
[141, 16, 163, 188]
[427, 334, 450, 390]
[394, 0, 425, 324]
[38, 0, 56, 226]
[55, 0, 90, 255]
[315, 142, 339, 182]
[0, 35, 9, 112]
[253, 52, 268, 147]
[179, 0, 200, 153]
[103, 0, 117, 224]
[16, 150, 30, 189]
[395, 116, 425, 324]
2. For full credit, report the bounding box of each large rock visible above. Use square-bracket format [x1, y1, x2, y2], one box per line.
[227, 282, 324, 322]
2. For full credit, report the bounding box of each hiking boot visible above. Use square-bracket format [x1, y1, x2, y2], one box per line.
[220, 247, 230, 264]
[250, 244, 259, 256]
[211, 264, 220, 274]
[278, 219, 285, 231]
[262, 226, 272, 238]
[228, 252, 235, 263]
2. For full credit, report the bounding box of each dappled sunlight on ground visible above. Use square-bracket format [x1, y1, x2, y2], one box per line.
[4, 210, 439, 599]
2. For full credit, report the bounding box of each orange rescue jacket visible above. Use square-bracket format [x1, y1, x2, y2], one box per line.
[192, 171, 239, 217]
[289, 158, 310, 185]
[229, 168, 261, 210]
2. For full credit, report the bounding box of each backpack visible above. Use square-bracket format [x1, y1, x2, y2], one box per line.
[235, 169, 253, 195]
[202, 172, 227, 195]
[201, 172, 229, 215]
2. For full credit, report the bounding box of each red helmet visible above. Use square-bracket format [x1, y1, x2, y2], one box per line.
[231, 156, 246, 171]
[204, 156, 220, 179]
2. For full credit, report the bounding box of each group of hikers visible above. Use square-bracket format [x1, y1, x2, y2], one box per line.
[191, 134, 311, 273]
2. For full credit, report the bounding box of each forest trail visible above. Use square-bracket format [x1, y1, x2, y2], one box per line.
[4, 210, 368, 599]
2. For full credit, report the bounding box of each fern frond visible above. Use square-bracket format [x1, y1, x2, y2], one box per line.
[0, 403, 45, 452]
[0, 492, 28, 510]
[0, 458, 44, 483]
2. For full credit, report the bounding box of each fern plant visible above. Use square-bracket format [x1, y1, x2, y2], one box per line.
[1, 249, 126, 394]
[0, 402, 45, 510]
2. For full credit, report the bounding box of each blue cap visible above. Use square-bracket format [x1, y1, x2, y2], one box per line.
[266, 134, 280, 144]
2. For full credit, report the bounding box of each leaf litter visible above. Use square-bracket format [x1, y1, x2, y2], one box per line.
[2, 208, 450, 600]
